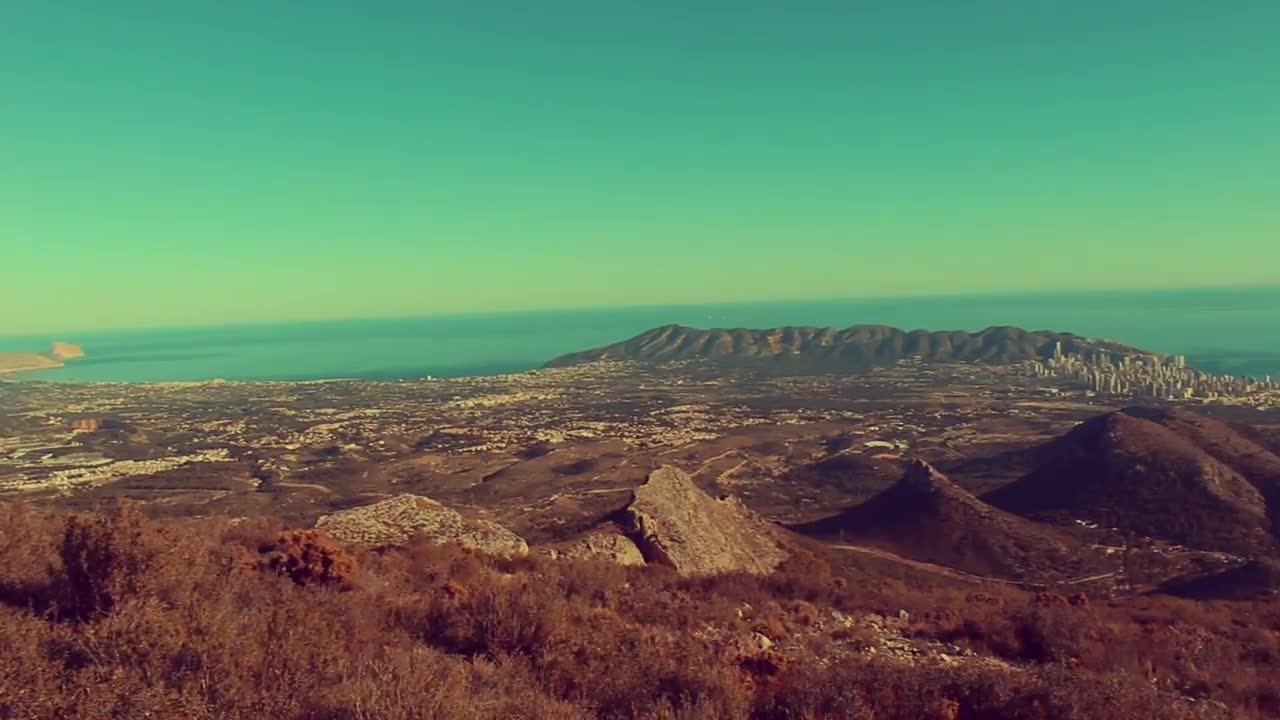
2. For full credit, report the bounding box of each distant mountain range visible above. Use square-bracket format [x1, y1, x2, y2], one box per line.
[546, 324, 1149, 372]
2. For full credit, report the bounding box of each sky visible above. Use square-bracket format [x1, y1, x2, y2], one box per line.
[2, 1, 1278, 335]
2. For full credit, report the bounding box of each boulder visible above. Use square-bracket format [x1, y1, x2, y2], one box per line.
[553, 531, 646, 566]
[317, 494, 527, 557]
[621, 466, 788, 576]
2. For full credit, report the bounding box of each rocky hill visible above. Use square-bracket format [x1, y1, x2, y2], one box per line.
[546, 324, 1145, 372]
[983, 407, 1280, 553]
[793, 460, 1112, 582]
[619, 466, 789, 576]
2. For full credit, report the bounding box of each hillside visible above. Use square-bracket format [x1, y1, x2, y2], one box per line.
[792, 460, 1114, 582]
[983, 407, 1280, 553]
[546, 324, 1147, 371]
[1157, 558, 1280, 600]
[5, 502, 1268, 719]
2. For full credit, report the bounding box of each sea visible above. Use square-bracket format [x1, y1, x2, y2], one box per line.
[3, 287, 1278, 384]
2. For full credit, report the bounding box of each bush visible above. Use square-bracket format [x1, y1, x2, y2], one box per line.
[258, 529, 360, 588]
[0, 502, 1276, 719]
[55, 504, 170, 620]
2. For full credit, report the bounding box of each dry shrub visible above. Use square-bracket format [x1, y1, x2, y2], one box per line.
[0, 501, 62, 612]
[0, 504, 1277, 719]
[54, 503, 174, 620]
[258, 529, 360, 588]
[754, 657, 1210, 720]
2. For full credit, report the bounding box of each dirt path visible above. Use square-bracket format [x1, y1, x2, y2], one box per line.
[828, 543, 1118, 588]
[274, 481, 335, 494]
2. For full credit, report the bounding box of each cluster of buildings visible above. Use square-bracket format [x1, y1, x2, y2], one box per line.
[1024, 342, 1276, 401]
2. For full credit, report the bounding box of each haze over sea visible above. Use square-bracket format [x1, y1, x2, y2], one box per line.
[4, 288, 1278, 384]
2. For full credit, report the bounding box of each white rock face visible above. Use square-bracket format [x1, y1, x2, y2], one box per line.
[622, 466, 788, 576]
[317, 493, 528, 557]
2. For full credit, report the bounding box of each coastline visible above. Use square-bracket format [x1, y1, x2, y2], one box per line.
[0, 355, 64, 378]
[0, 343, 84, 378]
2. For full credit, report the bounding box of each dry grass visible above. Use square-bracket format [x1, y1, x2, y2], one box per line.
[0, 500, 1275, 719]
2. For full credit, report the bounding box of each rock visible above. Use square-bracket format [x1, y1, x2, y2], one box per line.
[317, 493, 528, 557]
[830, 610, 855, 628]
[553, 531, 645, 566]
[898, 609, 910, 622]
[621, 466, 789, 576]
[751, 632, 775, 652]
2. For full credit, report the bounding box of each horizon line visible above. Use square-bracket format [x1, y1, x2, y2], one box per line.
[4, 282, 1277, 341]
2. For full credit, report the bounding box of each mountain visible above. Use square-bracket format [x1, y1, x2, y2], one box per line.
[792, 460, 1113, 582]
[983, 407, 1280, 553]
[546, 324, 1147, 371]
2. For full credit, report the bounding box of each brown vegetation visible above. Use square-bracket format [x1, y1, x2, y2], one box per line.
[1, 501, 1277, 719]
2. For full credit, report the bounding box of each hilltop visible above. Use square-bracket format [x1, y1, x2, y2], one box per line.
[793, 460, 1113, 582]
[546, 324, 1147, 372]
[983, 407, 1280, 553]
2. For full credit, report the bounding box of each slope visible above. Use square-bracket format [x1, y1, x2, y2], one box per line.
[983, 407, 1279, 553]
[792, 460, 1114, 582]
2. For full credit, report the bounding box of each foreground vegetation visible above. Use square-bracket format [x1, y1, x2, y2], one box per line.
[0, 502, 1276, 719]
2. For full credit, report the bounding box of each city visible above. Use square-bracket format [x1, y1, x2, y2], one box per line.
[1024, 341, 1278, 406]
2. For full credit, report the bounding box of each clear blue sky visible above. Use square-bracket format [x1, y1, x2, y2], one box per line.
[3, 2, 1278, 334]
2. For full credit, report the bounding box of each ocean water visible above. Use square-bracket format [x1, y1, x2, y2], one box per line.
[3, 287, 1278, 383]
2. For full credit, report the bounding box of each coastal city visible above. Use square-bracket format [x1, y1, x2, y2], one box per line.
[1024, 341, 1278, 405]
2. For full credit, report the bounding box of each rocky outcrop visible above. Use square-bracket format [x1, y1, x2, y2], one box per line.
[621, 466, 788, 576]
[316, 494, 528, 557]
[552, 531, 646, 566]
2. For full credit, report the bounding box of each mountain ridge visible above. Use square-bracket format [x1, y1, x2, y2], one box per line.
[546, 323, 1151, 371]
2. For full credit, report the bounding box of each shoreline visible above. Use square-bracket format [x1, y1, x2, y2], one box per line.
[0, 358, 65, 378]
